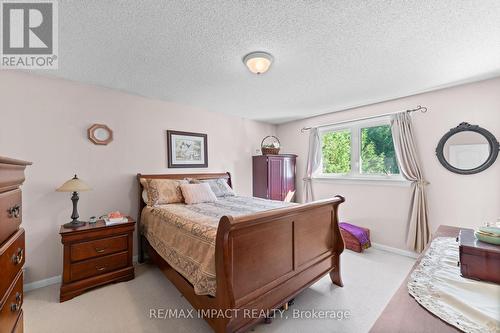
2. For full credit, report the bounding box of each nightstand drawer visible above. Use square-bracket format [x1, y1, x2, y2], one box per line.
[0, 270, 23, 333]
[71, 235, 128, 262]
[70, 251, 128, 281]
[0, 229, 24, 302]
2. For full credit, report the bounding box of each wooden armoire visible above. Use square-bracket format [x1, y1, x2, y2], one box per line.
[0, 156, 31, 333]
[252, 154, 297, 201]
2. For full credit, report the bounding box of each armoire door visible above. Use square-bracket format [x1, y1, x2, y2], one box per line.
[282, 157, 296, 200]
[267, 157, 284, 200]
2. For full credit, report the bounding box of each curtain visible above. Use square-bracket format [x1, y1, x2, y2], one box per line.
[304, 128, 321, 202]
[391, 112, 430, 252]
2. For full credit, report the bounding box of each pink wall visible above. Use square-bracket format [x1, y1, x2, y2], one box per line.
[277, 78, 500, 251]
[0, 72, 275, 284]
[1, 71, 499, 284]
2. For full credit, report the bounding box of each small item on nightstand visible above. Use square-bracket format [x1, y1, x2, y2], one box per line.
[102, 211, 129, 225]
[89, 216, 97, 224]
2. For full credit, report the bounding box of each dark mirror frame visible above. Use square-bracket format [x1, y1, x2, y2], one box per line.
[436, 122, 499, 175]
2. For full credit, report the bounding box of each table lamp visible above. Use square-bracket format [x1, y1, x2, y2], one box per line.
[56, 175, 92, 228]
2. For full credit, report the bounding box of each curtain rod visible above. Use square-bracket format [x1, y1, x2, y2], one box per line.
[300, 105, 428, 132]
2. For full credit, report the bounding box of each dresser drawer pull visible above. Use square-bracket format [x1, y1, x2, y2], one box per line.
[12, 248, 24, 265]
[10, 292, 22, 312]
[7, 204, 21, 218]
[96, 266, 106, 271]
[95, 247, 107, 253]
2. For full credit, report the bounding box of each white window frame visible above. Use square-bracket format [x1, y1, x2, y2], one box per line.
[314, 116, 408, 185]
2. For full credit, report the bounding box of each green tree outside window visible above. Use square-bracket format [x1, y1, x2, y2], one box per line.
[322, 130, 351, 173]
[321, 124, 399, 176]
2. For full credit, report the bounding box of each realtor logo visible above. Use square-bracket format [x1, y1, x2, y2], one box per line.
[1, 0, 58, 69]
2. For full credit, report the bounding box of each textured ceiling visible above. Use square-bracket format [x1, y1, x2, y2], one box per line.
[41, 1, 500, 123]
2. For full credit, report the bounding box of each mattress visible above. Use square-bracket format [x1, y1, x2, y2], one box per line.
[141, 196, 293, 296]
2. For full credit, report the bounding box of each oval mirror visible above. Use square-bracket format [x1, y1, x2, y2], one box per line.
[436, 123, 499, 174]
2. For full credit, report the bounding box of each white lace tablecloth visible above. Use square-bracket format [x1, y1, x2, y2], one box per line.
[408, 237, 500, 333]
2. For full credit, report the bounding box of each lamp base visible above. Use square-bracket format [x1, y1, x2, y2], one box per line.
[63, 220, 86, 229]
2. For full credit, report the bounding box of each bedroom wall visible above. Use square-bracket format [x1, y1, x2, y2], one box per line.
[0, 71, 275, 284]
[277, 77, 500, 251]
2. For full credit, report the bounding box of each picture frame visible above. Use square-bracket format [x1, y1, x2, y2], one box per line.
[167, 130, 208, 168]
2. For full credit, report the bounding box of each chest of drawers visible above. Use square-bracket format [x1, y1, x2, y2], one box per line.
[0, 156, 31, 333]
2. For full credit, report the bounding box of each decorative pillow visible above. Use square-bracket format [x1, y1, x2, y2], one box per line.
[190, 178, 235, 197]
[140, 178, 188, 206]
[180, 183, 218, 205]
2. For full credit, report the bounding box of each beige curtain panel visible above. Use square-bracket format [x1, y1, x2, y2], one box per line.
[304, 128, 321, 202]
[391, 112, 430, 252]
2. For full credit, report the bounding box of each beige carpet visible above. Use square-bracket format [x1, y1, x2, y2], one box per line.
[24, 248, 414, 333]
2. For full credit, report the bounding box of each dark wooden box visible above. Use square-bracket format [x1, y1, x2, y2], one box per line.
[459, 229, 500, 284]
[340, 226, 370, 253]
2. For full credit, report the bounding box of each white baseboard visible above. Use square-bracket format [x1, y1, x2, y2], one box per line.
[24, 255, 140, 292]
[371, 242, 419, 259]
[24, 275, 61, 292]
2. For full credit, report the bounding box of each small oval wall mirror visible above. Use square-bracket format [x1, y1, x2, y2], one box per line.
[436, 123, 499, 174]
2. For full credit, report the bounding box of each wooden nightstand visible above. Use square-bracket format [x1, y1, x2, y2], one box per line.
[59, 218, 135, 302]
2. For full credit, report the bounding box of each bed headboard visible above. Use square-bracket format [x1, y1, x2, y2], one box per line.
[136, 172, 232, 217]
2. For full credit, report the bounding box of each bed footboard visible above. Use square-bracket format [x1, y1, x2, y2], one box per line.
[214, 196, 345, 333]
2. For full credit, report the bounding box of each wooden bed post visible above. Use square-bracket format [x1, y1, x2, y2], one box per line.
[330, 195, 345, 287]
[213, 216, 235, 333]
[137, 173, 145, 263]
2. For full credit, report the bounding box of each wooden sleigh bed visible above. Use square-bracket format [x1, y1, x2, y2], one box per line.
[137, 172, 345, 333]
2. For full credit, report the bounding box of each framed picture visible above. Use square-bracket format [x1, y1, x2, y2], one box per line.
[167, 130, 208, 168]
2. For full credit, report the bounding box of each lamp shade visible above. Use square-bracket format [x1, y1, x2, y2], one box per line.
[56, 175, 91, 192]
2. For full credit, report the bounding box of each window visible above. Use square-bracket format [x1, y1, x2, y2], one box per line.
[322, 129, 351, 174]
[360, 125, 399, 175]
[318, 118, 403, 181]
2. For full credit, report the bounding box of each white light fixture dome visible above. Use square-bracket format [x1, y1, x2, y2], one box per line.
[243, 51, 273, 74]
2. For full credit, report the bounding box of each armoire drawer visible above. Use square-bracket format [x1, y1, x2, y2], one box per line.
[0, 270, 23, 333]
[0, 189, 22, 245]
[0, 229, 25, 303]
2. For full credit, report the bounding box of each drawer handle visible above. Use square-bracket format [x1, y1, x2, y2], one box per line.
[95, 247, 106, 253]
[96, 266, 106, 271]
[10, 292, 22, 312]
[12, 248, 24, 265]
[7, 204, 21, 218]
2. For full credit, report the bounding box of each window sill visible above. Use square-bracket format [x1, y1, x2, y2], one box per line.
[312, 176, 411, 187]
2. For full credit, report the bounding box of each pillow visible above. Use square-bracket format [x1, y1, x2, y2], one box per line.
[142, 190, 148, 204]
[140, 178, 188, 206]
[190, 178, 235, 197]
[180, 183, 218, 205]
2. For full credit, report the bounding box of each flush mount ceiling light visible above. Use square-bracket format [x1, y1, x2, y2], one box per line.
[243, 51, 273, 75]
